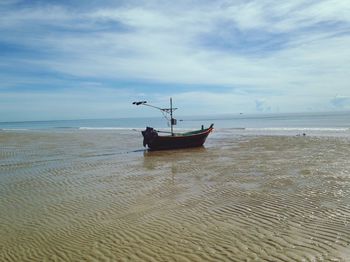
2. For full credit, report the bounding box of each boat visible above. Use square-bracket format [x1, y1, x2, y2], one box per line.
[133, 98, 214, 150]
[141, 124, 214, 150]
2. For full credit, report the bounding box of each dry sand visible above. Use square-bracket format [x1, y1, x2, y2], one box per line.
[1, 130, 350, 261]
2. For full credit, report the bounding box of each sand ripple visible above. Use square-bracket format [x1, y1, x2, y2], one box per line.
[1, 131, 350, 261]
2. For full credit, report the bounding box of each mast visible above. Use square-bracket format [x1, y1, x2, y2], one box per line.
[133, 98, 177, 134]
[170, 97, 174, 136]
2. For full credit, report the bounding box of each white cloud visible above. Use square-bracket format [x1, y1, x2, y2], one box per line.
[330, 95, 350, 109]
[0, 86, 145, 121]
[1, 0, 350, 120]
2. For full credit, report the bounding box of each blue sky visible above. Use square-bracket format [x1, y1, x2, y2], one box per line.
[1, 0, 350, 121]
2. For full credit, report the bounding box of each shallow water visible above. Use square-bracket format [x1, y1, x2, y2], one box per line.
[1, 130, 350, 261]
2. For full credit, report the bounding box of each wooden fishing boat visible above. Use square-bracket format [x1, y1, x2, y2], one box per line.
[133, 98, 214, 150]
[141, 124, 213, 150]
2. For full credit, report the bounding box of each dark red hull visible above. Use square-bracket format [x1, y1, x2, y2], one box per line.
[143, 125, 213, 151]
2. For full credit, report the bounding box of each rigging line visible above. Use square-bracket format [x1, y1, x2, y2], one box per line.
[161, 110, 171, 127]
[132, 100, 176, 127]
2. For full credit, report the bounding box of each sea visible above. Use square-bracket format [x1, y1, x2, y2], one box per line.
[1, 111, 350, 136]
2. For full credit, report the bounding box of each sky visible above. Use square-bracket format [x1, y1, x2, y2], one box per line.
[0, 0, 350, 121]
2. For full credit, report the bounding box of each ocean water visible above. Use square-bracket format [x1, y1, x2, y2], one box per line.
[1, 111, 350, 134]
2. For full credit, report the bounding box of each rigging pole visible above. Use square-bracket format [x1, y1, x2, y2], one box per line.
[170, 98, 174, 136]
[132, 99, 177, 135]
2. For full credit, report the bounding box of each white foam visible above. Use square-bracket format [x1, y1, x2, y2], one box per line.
[245, 127, 349, 132]
[1, 128, 29, 131]
[79, 127, 135, 130]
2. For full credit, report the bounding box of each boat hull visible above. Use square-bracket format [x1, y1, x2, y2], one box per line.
[142, 125, 213, 151]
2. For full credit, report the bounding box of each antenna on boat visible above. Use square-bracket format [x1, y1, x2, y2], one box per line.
[132, 98, 177, 136]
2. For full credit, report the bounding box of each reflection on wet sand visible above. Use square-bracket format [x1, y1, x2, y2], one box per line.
[1, 131, 350, 261]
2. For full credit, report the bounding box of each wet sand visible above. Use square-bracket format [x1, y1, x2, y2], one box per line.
[1, 130, 350, 261]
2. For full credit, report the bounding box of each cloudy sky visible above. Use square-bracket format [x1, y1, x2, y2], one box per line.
[1, 0, 350, 121]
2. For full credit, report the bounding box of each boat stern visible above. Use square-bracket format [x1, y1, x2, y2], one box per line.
[141, 127, 158, 147]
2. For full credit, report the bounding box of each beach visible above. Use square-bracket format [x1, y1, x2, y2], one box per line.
[1, 129, 350, 261]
